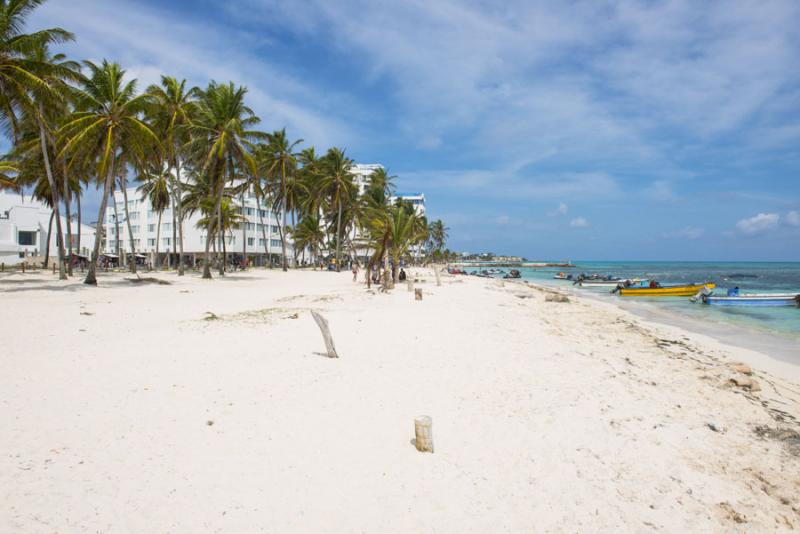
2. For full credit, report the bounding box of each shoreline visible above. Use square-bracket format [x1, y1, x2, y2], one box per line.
[524, 277, 800, 375]
[2, 268, 799, 531]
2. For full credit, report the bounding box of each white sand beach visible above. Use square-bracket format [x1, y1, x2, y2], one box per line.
[2, 268, 799, 532]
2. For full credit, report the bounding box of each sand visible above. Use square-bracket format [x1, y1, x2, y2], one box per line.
[1, 268, 799, 532]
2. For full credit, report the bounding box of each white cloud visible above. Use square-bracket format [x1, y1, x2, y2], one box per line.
[735, 213, 780, 236]
[662, 226, 705, 239]
[785, 210, 800, 227]
[570, 217, 588, 228]
[548, 202, 569, 216]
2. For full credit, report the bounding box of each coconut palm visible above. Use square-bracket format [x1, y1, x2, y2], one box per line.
[318, 147, 355, 272]
[291, 212, 325, 267]
[262, 129, 302, 271]
[59, 60, 159, 285]
[186, 81, 262, 278]
[137, 164, 170, 268]
[0, 158, 17, 188]
[146, 76, 197, 274]
[0, 0, 73, 142]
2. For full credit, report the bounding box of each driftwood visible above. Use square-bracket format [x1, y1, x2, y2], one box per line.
[311, 310, 338, 358]
[414, 416, 434, 453]
[414, 288, 423, 301]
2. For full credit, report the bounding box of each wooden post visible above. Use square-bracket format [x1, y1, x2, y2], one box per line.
[52, 263, 56, 274]
[434, 265, 441, 287]
[415, 288, 423, 301]
[407, 279, 414, 292]
[22, 262, 25, 273]
[1, 262, 4, 272]
[311, 310, 338, 358]
[414, 416, 434, 453]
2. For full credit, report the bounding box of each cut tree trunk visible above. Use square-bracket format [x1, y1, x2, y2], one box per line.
[311, 310, 338, 358]
[414, 416, 434, 453]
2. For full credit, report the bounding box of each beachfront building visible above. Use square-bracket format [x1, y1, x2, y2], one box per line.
[103, 187, 289, 267]
[0, 191, 95, 266]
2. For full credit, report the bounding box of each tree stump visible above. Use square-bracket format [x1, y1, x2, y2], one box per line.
[414, 288, 423, 301]
[311, 310, 338, 358]
[414, 416, 434, 453]
[407, 279, 414, 292]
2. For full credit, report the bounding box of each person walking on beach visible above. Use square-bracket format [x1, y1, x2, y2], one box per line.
[352, 263, 359, 282]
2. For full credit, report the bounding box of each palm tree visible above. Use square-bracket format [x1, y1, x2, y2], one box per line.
[318, 147, 355, 272]
[262, 129, 302, 271]
[196, 195, 244, 270]
[187, 81, 262, 278]
[291, 212, 325, 268]
[59, 60, 158, 285]
[0, 0, 72, 143]
[427, 219, 449, 258]
[0, 158, 17, 188]
[137, 165, 170, 268]
[365, 204, 426, 286]
[146, 76, 197, 275]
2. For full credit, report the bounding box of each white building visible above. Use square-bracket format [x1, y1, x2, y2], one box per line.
[103, 187, 288, 266]
[350, 163, 384, 196]
[0, 191, 95, 266]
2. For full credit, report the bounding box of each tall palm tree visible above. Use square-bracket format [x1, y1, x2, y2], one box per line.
[137, 164, 170, 268]
[0, 0, 72, 143]
[0, 158, 17, 188]
[292, 212, 324, 268]
[318, 147, 355, 272]
[187, 81, 262, 278]
[262, 129, 302, 271]
[59, 60, 158, 285]
[146, 76, 197, 275]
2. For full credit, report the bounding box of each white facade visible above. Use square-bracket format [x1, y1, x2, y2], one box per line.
[350, 163, 384, 196]
[103, 187, 288, 265]
[0, 191, 96, 265]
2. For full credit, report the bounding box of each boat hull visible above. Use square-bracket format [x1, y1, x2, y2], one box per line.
[704, 294, 800, 307]
[619, 283, 716, 297]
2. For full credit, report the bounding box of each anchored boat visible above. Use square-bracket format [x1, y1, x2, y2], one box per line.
[618, 282, 715, 297]
[701, 292, 800, 307]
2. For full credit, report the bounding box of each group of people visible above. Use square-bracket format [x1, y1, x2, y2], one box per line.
[351, 264, 407, 283]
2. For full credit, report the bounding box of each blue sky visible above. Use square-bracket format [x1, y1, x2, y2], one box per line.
[29, 0, 800, 260]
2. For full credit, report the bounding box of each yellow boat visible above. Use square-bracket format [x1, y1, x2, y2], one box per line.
[618, 282, 715, 297]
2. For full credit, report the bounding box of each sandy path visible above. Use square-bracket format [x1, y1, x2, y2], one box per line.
[1, 269, 798, 532]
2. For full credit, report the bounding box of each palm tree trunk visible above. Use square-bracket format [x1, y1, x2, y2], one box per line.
[61, 159, 73, 276]
[174, 158, 185, 275]
[257, 192, 268, 262]
[85, 155, 115, 285]
[120, 178, 138, 275]
[155, 211, 162, 268]
[76, 190, 82, 253]
[43, 209, 54, 268]
[281, 160, 288, 271]
[37, 113, 66, 280]
[335, 199, 343, 272]
[171, 188, 177, 269]
[291, 210, 298, 268]
[112, 194, 121, 266]
[241, 189, 246, 268]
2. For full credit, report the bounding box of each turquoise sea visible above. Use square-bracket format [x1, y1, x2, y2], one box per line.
[512, 261, 800, 360]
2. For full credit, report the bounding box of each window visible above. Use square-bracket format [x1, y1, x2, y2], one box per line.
[256, 223, 264, 231]
[271, 225, 279, 233]
[258, 209, 266, 218]
[130, 225, 139, 234]
[163, 222, 171, 231]
[245, 207, 254, 216]
[163, 238, 171, 247]
[133, 239, 140, 247]
[147, 238, 156, 247]
[246, 222, 255, 231]
[148, 224, 155, 232]
[247, 237, 254, 246]
[270, 239, 281, 248]
[18, 231, 36, 246]
[128, 212, 139, 221]
[127, 200, 138, 210]
[258, 238, 265, 246]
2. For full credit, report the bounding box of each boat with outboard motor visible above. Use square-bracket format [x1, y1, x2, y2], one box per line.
[618, 282, 716, 297]
[575, 278, 649, 288]
[694, 287, 800, 307]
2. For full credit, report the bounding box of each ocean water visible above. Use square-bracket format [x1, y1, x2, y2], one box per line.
[511, 261, 800, 359]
